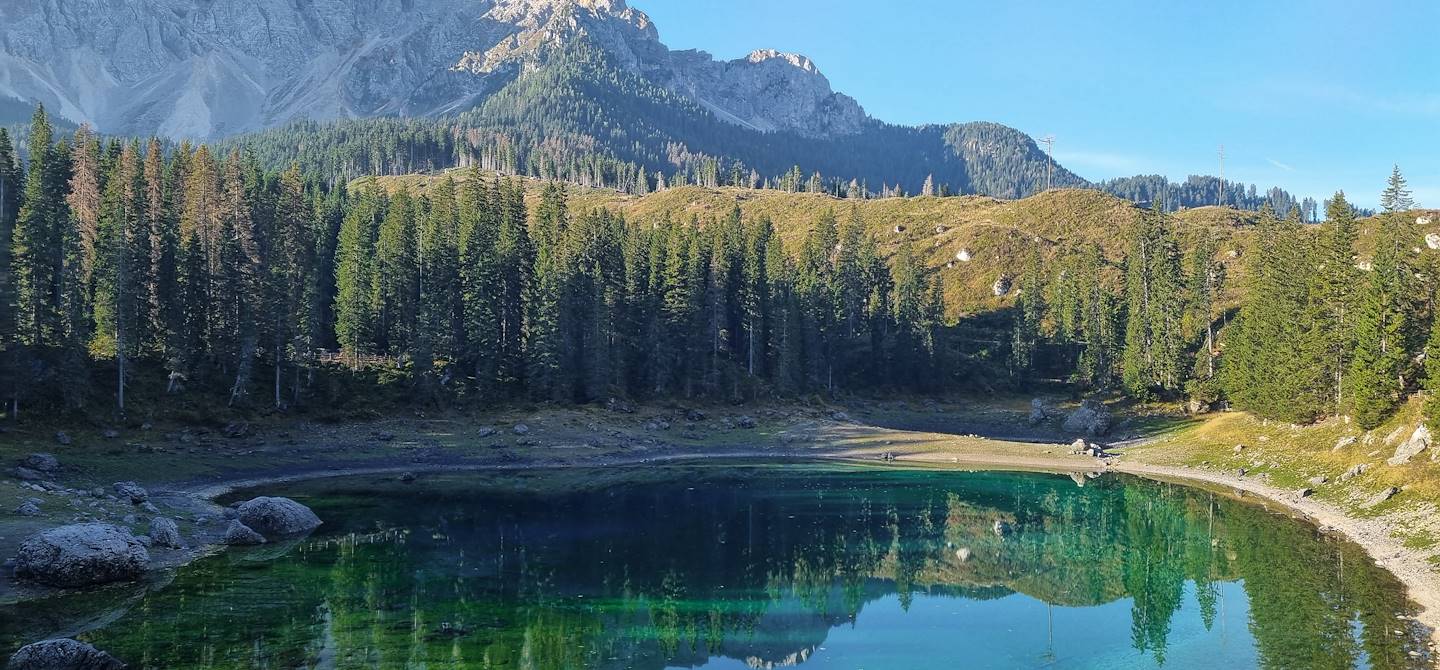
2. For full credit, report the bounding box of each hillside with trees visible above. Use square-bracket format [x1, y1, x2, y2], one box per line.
[2, 106, 1437, 435]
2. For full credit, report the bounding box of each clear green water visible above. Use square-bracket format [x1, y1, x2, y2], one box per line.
[1, 464, 1433, 669]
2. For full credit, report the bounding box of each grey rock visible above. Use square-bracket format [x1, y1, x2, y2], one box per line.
[1308, 475, 1329, 487]
[148, 517, 182, 549]
[9, 467, 44, 482]
[222, 422, 252, 439]
[737, 416, 758, 429]
[1333, 435, 1357, 451]
[1062, 400, 1112, 437]
[476, 427, 497, 438]
[829, 411, 850, 422]
[236, 497, 322, 537]
[222, 521, 266, 546]
[53, 432, 73, 446]
[512, 424, 530, 436]
[102, 429, 120, 440]
[1338, 463, 1370, 482]
[5, 638, 126, 670]
[992, 275, 1013, 297]
[992, 520, 1013, 536]
[685, 409, 706, 422]
[14, 523, 149, 587]
[15, 501, 42, 517]
[112, 482, 148, 504]
[1027, 399, 1050, 426]
[23, 453, 60, 472]
[139, 502, 159, 514]
[1362, 486, 1401, 510]
[1295, 488, 1314, 499]
[1387, 425, 1430, 466]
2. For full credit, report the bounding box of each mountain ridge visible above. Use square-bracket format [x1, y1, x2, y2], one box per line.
[0, 0, 868, 140]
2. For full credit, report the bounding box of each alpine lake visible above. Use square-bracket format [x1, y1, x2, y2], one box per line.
[1, 463, 1433, 669]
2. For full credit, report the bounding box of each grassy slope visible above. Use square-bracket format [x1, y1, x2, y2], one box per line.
[1129, 396, 1440, 560]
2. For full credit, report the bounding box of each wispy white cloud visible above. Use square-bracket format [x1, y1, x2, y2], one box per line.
[1266, 157, 1295, 172]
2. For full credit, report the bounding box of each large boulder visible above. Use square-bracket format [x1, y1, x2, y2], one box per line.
[14, 523, 149, 588]
[1062, 400, 1112, 437]
[6, 638, 126, 670]
[236, 497, 321, 537]
[1387, 425, 1430, 466]
[148, 517, 182, 549]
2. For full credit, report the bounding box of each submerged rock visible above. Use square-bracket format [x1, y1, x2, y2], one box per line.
[236, 497, 321, 537]
[14, 523, 149, 587]
[223, 521, 266, 546]
[6, 638, 126, 670]
[148, 517, 182, 549]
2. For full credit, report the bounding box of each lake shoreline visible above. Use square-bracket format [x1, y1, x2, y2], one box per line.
[2, 404, 1437, 651]
[179, 446, 1440, 648]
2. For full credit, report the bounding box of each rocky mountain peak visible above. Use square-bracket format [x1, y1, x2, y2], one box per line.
[745, 49, 820, 74]
[0, 0, 869, 139]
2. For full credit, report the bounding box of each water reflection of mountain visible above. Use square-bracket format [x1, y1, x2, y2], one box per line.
[3, 467, 1429, 669]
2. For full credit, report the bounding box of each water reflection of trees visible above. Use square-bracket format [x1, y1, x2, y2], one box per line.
[22, 468, 1426, 669]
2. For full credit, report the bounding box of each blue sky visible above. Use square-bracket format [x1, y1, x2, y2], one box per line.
[641, 0, 1439, 209]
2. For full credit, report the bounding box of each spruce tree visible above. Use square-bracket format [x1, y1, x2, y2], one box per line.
[374, 186, 418, 356]
[13, 105, 65, 347]
[1224, 207, 1319, 421]
[1121, 207, 1186, 397]
[526, 182, 568, 401]
[93, 142, 147, 414]
[144, 139, 181, 363]
[0, 129, 17, 416]
[1010, 243, 1045, 380]
[1346, 216, 1414, 428]
[1305, 192, 1360, 412]
[1379, 165, 1414, 213]
[268, 165, 311, 408]
[459, 168, 502, 394]
[334, 181, 381, 366]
